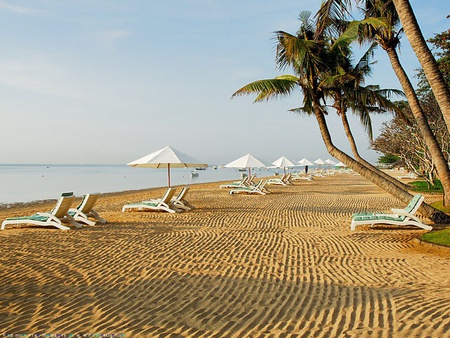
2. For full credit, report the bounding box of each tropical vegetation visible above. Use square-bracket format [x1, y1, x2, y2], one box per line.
[315, 0, 450, 207]
[231, 2, 450, 222]
[372, 22, 450, 190]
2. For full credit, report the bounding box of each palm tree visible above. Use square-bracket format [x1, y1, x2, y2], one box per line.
[391, 0, 450, 129]
[321, 44, 409, 189]
[232, 12, 448, 222]
[316, 0, 450, 207]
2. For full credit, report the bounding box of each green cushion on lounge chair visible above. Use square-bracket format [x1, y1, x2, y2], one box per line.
[350, 194, 432, 231]
[352, 211, 382, 217]
[404, 194, 422, 213]
[353, 215, 406, 222]
[6, 214, 48, 222]
[2, 192, 76, 230]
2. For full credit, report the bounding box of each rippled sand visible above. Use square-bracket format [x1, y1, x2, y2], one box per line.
[0, 173, 449, 337]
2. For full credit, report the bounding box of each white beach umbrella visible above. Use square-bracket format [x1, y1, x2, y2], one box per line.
[314, 159, 325, 165]
[335, 161, 347, 168]
[314, 158, 325, 170]
[325, 159, 336, 169]
[224, 153, 266, 176]
[298, 158, 313, 166]
[127, 145, 207, 187]
[272, 156, 296, 174]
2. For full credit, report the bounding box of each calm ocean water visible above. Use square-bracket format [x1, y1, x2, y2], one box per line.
[0, 164, 279, 204]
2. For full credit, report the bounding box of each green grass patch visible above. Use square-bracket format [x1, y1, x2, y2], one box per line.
[421, 200, 450, 247]
[430, 200, 450, 214]
[410, 180, 443, 193]
[421, 228, 450, 247]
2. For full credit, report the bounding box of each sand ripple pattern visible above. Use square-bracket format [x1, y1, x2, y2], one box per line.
[0, 174, 449, 337]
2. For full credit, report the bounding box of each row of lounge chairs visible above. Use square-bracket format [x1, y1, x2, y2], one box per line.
[220, 173, 433, 231]
[122, 186, 194, 213]
[1, 192, 107, 231]
[220, 175, 271, 195]
[2, 182, 433, 232]
[266, 173, 293, 186]
[1, 186, 195, 231]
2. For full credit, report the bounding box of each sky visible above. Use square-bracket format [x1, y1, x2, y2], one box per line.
[0, 0, 448, 165]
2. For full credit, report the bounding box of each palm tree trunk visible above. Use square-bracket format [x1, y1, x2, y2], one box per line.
[392, 0, 450, 131]
[314, 107, 449, 223]
[339, 112, 410, 190]
[385, 46, 450, 207]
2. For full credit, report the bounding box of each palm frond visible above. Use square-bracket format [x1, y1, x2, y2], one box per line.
[275, 31, 320, 72]
[287, 106, 314, 116]
[231, 78, 299, 103]
[315, 0, 353, 38]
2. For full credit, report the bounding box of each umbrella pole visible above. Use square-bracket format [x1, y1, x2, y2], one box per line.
[168, 163, 171, 187]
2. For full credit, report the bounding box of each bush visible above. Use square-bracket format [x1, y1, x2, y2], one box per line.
[410, 180, 443, 193]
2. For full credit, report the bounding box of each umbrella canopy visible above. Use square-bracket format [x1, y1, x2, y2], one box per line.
[298, 158, 313, 166]
[272, 156, 296, 174]
[314, 159, 325, 165]
[325, 159, 336, 165]
[335, 161, 347, 167]
[224, 153, 266, 176]
[127, 145, 207, 187]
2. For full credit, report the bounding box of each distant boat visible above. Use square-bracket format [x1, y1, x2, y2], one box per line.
[238, 168, 247, 172]
[190, 171, 199, 178]
[195, 167, 206, 170]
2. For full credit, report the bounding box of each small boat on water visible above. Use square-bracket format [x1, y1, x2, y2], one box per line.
[190, 171, 199, 178]
[195, 167, 206, 170]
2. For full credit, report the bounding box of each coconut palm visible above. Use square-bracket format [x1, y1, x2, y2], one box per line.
[316, 0, 450, 207]
[391, 0, 450, 129]
[232, 11, 448, 222]
[316, 0, 450, 126]
[320, 43, 408, 189]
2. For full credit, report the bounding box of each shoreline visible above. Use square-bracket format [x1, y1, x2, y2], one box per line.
[0, 173, 449, 336]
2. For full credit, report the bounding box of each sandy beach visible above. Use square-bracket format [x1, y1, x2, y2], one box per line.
[0, 172, 449, 337]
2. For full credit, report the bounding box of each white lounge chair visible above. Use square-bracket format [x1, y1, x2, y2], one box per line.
[171, 186, 194, 211]
[220, 175, 254, 189]
[291, 173, 314, 181]
[396, 172, 418, 180]
[267, 173, 292, 186]
[351, 194, 432, 231]
[68, 193, 107, 226]
[229, 179, 269, 195]
[122, 188, 179, 213]
[1, 192, 79, 230]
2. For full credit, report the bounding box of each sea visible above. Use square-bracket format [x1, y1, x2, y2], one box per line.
[0, 164, 280, 204]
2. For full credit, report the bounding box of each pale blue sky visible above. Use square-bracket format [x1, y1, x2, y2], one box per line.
[1, 0, 448, 165]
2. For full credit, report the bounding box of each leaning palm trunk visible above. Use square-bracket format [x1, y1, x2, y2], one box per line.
[392, 0, 450, 131]
[385, 47, 450, 207]
[315, 107, 449, 223]
[339, 112, 410, 190]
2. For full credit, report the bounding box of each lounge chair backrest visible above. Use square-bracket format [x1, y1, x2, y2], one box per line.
[255, 179, 267, 189]
[247, 175, 256, 185]
[405, 194, 424, 214]
[52, 192, 76, 218]
[161, 188, 177, 203]
[260, 179, 268, 189]
[241, 176, 251, 185]
[77, 193, 100, 213]
[176, 187, 190, 200]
